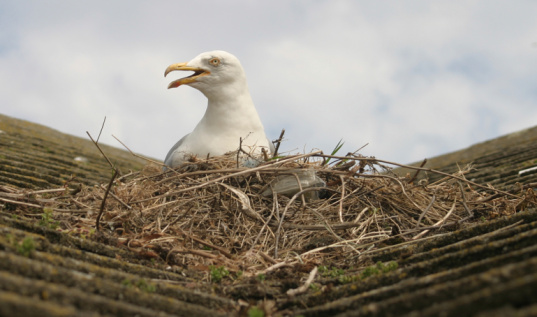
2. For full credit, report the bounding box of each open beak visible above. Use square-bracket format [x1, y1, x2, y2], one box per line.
[164, 62, 210, 89]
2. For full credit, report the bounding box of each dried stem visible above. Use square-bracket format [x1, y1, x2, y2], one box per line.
[272, 129, 286, 158]
[87, 131, 118, 174]
[96, 170, 118, 232]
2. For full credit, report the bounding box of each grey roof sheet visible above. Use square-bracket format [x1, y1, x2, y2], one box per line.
[2, 114, 537, 316]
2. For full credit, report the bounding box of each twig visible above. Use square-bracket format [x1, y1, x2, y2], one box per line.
[0, 185, 17, 193]
[287, 266, 318, 296]
[179, 229, 233, 259]
[339, 175, 345, 223]
[274, 220, 368, 231]
[412, 197, 457, 240]
[0, 197, 42, 209]
[183, 249, 218, 259]
[273, 129, 286, 158]
[415, 194, 436, 228]
[291, 172, 307, 207]
[25, 188, 67, 195]
[352, 143, 369, 155]
[0, 191, 58, 203]
[219, 183, 265, 222]
[249, 190, 278, 252]
[364, 219, 526, 258]
[408, 158, 428, 183]
[112, 135, 167, 168]
[361, 174, 423, 211]
[96, 170, 118, 232]
[96, 116, 106, 143]
[458, 181, 474, 217]
[274, 186, 322, 258]
[258, 251, 278, 264]
[86, 131, 118, 174]
[298, 231, 378, 258]
[261, 147, 269, 161]
[309, 208, 354, 254]
[258, 261, 293, 275]
[99, 184, 132, 210]
[237, 137, 243, 168]
[139, 150, 324, 203]
[315, 153, 521, 199]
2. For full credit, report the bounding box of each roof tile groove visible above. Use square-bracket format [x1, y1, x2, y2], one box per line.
[2, 114, 537, 316]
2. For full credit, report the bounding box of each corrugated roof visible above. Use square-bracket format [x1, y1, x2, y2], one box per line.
[400, 126, 537, 190]
[2, 114, 537, 316]
[0, 114, 147, 188]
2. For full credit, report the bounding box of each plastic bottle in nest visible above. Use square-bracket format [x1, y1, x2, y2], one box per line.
[262, 169, 326, 201]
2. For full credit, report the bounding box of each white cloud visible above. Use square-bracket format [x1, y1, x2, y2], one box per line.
[1, 0, 536, 165]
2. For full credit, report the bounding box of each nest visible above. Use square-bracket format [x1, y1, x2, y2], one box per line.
[1, 150, 531, 276]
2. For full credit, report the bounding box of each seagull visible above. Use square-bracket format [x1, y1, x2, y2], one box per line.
[163, 50, 273, 169]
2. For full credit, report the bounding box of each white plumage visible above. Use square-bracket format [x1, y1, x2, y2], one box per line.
[163, 51, 272, 168]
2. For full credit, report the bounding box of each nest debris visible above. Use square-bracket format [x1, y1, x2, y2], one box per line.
[1, 150, 532, 277]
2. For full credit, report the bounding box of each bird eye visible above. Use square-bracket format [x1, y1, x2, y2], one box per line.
[209, 58, 221, 67]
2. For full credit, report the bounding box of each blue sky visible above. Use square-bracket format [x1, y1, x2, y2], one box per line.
[1, 1, 536, 164]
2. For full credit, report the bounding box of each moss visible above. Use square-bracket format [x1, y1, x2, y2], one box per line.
[247, 306, 265, 317]
[309, 283, 321, 292]
[318, 265, 345, 278]
[16, 237, 36, 257]
[360, 261, 398, 280]
[39, 208, 59, 230]
[210, 266, 230, 283]
[121, 278, 156, 293]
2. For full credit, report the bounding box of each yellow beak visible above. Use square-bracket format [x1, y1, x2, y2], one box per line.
[164, 62, 210, 89]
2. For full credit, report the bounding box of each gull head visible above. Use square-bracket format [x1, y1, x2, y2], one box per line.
[164, 50, 247, 96]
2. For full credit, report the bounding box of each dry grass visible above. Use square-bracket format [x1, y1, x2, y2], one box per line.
[1, 150, 532, 276]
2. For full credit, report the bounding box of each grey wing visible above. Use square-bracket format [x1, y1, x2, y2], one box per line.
[163, 134, 189, 169]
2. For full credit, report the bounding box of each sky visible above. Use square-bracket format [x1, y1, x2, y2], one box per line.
[1, 1, 536, 165]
